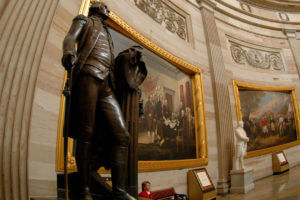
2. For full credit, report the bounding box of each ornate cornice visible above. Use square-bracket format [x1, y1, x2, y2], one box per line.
[283, 28, 297, 38]
[197, 0, 217, 9]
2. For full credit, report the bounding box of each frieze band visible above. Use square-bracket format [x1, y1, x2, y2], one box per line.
[230, 42, 285, 71]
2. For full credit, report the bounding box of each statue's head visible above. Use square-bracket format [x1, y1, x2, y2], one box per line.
[238, 121, 244, 128]
[89, 2, 110, 20]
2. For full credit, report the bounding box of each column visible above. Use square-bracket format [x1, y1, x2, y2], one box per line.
[0, 0, 59, 199]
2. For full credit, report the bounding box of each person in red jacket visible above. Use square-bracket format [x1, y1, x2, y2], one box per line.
[138, 181, 155, 199]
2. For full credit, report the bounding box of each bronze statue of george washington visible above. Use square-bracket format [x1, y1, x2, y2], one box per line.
[61, 2, 142, 200]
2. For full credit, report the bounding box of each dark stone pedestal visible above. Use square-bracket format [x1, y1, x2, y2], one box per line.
[57, 172, 112, 200]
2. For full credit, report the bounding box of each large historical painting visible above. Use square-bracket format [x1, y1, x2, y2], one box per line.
[56, 8, 208, 173]
[240, 91, 297, 151]
[233, 81, 300, 157]
[110, 28, 196, 161]
[138, 56, 196, 161]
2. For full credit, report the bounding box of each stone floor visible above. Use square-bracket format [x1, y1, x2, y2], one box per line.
[217, 165, 300, 200]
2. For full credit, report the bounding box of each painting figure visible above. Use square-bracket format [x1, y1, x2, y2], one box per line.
[279, 116, 285, 136]
[145, 95, 155, 142]
[261, 117, 268, 138]
[163, 99, 171, 120]
[270, 116, 276, 135]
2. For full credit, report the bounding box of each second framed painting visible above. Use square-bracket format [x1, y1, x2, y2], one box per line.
[233, 80, 300, 158]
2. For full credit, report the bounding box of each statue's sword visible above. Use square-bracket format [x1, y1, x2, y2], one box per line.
[63, 68, 72, 200]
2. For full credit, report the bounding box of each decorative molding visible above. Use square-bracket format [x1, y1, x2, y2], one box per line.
[229, 42, 285, 71]
[213, 0, 300, 36]
[283, 29, 296, 38]
[240, 2, 252, 13]
[197, 0, 217, 10]
[242, 0, 300, 13]
[67, 152, 77, 169]
[296, 32, 300, 40]
[278, 12, 290, 21]
[218, 17, 287, 40]
[133, 0, 188, 41]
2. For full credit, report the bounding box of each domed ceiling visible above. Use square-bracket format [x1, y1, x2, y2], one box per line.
[241, 0, 300, 12]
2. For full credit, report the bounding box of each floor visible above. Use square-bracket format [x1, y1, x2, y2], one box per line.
[217, 165, 300, 200]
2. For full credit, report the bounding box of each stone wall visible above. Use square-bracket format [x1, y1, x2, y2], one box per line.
[27, 0, 83, 198]
[0, 0, 82, 199]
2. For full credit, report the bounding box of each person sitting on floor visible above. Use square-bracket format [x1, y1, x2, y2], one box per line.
[138, 181, 155, 199]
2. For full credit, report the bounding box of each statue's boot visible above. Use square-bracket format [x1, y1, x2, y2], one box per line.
[111, 146, 132, 200]
[79, 187, 93, 200]
[76, 140, 93, 200]
[232, 156, 237, 171]
[240, 157, 244, 171]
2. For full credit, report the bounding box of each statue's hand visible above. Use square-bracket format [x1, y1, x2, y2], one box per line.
[61, 53, 77, 70]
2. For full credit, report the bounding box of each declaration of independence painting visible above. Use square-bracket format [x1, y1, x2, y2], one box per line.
[239, 90, 298, 152]
[138, 60, 196, 161]
[109, 28, 196, 161]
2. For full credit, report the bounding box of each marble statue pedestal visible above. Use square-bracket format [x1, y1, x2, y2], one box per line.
[230, 168, 254, 194]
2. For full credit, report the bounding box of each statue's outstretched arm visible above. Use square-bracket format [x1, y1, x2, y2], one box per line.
[62, 15, 87, 69]
[235, 130, 249, 142]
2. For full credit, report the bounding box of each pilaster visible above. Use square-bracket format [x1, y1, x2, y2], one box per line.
[200, 5, 234, 194]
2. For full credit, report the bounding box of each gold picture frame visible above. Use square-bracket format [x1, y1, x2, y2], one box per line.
[56, 0, 208, 173]
[233, 80, 300, 158]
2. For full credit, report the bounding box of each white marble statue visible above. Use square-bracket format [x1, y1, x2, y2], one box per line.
[233, 121, 249, 171]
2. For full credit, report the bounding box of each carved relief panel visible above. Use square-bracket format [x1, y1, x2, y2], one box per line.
[228, 36, 285, 71]
[132, 0, 192, 42]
